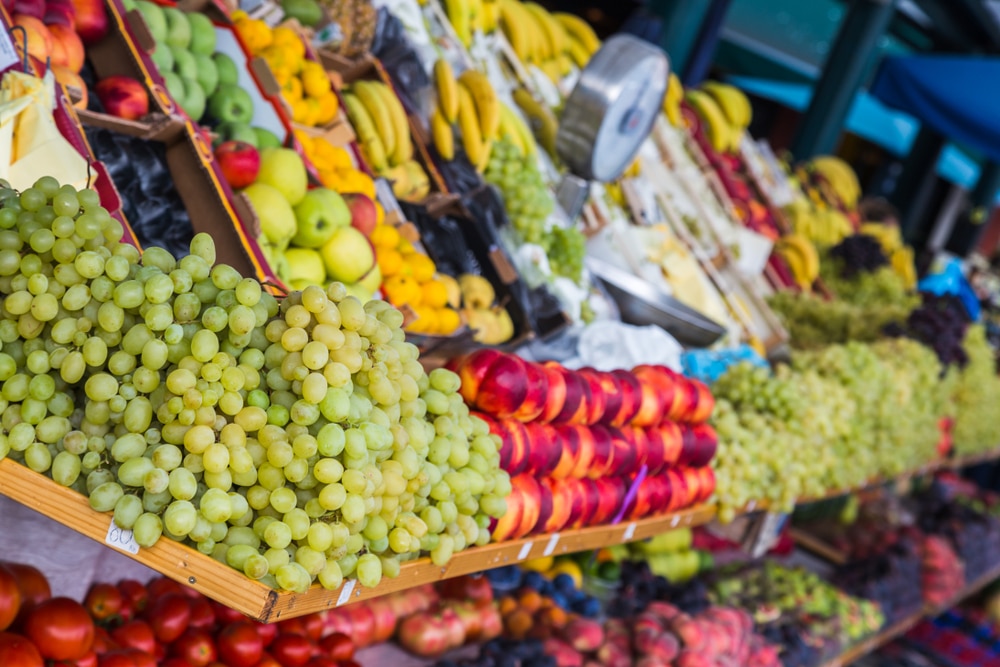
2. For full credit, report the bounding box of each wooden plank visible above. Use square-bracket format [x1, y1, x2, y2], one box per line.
[789, 528, 849, 567]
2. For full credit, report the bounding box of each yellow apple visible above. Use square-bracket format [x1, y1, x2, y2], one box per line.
[256, 147, 308, 205]
[344, 281, 374, 303]
[284, 247, 326, 286]
[357, 264, 382, 295]
[321, 226, 375, 283]
[244, 182, 296, 249]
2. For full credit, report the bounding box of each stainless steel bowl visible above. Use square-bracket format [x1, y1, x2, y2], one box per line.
[586, 258, 726, 348]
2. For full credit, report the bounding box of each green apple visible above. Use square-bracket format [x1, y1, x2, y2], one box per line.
[285, 247, 327, 286]
[253, 127, 282, 149]
[171, 46, 197, 81]
[343, 281, 374, 303]
[161, 71, 186, 109]
[280, 0, 322, 27]
[121, 0, 136, 10]
[163, 7, 191, 49]
[187, 12, 216, 55]
[136, 1, 167, 43]
[208, 84, 254, 125]
[213, 52, 239, 87]
[193, 53, 219, 98]
[321, 226, 375, 283]
[357, 263, 382, 294]
[215, 121, 258, 147]
[150, 44, 174, 73]
[244, 182, 297, 249]
[257, 147, 307, 205]
[292, 187, 350, 248]
[180, 77, 206, 121]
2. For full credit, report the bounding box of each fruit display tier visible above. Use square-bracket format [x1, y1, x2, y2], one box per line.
[0, 456, 717, 622]
[820, 558, 1000, 666]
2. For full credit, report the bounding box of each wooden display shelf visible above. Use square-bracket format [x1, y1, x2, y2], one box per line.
[0, 457, 716, 622]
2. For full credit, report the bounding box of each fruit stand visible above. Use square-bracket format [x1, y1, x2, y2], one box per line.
[0, 0, 1000, 666]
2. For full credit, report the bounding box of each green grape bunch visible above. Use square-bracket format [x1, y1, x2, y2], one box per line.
[0, 177, 509, 593]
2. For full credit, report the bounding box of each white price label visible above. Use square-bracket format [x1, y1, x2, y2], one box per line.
[543, 533, 560, 557]
[105, 520, 140, 555]
[670, 515, 680, 528]
[623, 522, 637, 541]
[517, 542, 533, 561]
[336, 579, 356, 606]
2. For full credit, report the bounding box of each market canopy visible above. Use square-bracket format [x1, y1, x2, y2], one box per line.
[870, 54, 1000, 166]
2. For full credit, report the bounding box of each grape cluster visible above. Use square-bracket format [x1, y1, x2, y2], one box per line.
[887, 293, 971, 368]
[828, 234, 889, 278]
[484, 140, 585, 284]
[0, 177, 509, 592]
[711, 340, 949, 519]
[953, 325, 1000, 455]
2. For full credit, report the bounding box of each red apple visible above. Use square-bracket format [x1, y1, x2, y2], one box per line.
[544, 479, 572, 533]
[592, 478, 625, 525]
[667, 373, 698, 423]
[13, 14, 52, 61]
[682, 468, 702, 508]
[47, 23, 83, 72]
[550, 424, 579, 479]
[531, 480, 554, 536]
[512, 475, 542, 539]
[594, 372, 623, 426]
[606, 426, 637, 476]
[665, 469, 688, 511]
[679, 423, 717, 468]
[70, 0, 107, 43]
[563, 479, 588, 529]
[587, 425, 614, 479]
[214, 141, 261, 190]
[632, 365, 668, 427]
[688, 379, 715, 424]
[525, 422, 561, 477]
[654, 421, 683, 469]
[95, 76, 149, 121]
[512, 361, 548, 422]
[577, 369, 607, 425]
[609, 369, 642, 426]
[539, 364, 566, 423]
[576, 478, 600, 528]
[493, 418, 529, 476]
[546, 362, 589, 424]
[344, 193, 378, 237]
[455, 350, 504, 405]
[622, 425, 649, 473]
[490, 483, 523, 542]
[696, 466, 715, 502]
[475, 352, 529, 420]
[567, 425, 595, 479]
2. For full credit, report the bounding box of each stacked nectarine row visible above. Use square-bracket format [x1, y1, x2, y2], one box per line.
[448, 351, 718, 541]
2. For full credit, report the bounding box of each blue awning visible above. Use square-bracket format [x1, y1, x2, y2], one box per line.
[729, 75, 982, 191]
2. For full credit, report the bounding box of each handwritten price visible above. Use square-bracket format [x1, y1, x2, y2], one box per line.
[105, 521, 140, 555]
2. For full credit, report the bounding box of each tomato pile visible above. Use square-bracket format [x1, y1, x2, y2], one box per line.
[0, 561, 359, 667]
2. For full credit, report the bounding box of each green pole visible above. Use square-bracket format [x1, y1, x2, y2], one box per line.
[648, 0, 709, 76]
[789, 0, 897, 159]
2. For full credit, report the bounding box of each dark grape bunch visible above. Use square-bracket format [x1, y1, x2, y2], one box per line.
[433, 638, 552, 667]
[829, 234, 890, 278]
[885, 293, 971, 368]
[605, 560, 710, 618]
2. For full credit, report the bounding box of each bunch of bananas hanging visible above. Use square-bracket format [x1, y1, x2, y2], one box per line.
[785, 197, 855, 248]
[496, 2, 600, 84]
[342, 79, 431, 200]
[775, 233, 821, 291]
[684, 81, 752, 154]
[860, 223, 917, 290]
[662, 73, 684, 127]
[430, 59, 537, 168]
[807, 155, 861, 210]
[441, 0, 500, 46]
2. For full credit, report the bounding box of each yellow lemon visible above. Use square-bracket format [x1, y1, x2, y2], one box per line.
[336, 170, 376, 199]
[420, 280, 449, 308]
[376, 247, 403, 277]
[436, 307, 461, 334]
[301, 61, 329, 98]
[407, 305, 438, 333]
[549, 561, 583, 588]
[370, 224, 400, 249]
[384, 275, 423, 309]
[406, 253, 436, 282]
[282, 76, 303, 102]
[314, 92, 339, 125]
[291, 98, 311, 124]
[523, 556, 555, 573]
[272, 26, 305, 61]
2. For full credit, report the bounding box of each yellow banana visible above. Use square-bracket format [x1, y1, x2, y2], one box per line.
[702, 81, 751, 129]
[540, 61, 562, 84]
[810, 156, 861, 208]
[351, 81, 397, 164]
[499, 1, 530, 63]
[776, 234, 820, 290]
[444, 0, 472, 47]
[526, 3, 566, 56]
[500, 101, 536, 156]
[373, 81, 412, 166]
[512, 87, 557, 157]
[476, 138, 493, 173]
[522, 3, 555, 60]
[458, 69, 500, 141]
[663, 73, 684, 127]
[481, 0, 499, 32]
[556, 54, 573, 76]
[566, 37, 590, 68]
[431, 105, 455, 161]
[685, 89, 731, 154]
[554, 12, 600, 54]
[342, 93, 388, 173]
[468, 0, 483, 33]
[457, 85, 485, 166]
[434, 59, 460, 125]
[497, 104, 525, 155]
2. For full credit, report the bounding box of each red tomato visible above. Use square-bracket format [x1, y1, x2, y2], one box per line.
[317, 633, 354, 662]
[52, 651, 98, 667]
[187, 597, 216, 630]
[116, 581, 148, 615]
[303, 658, 338, 667]
[252, 653, 281, 667]
[143, 593, 190, 643]
[269, 634, 313, 667]
[22, 597, 95, 661]
[170, 628, 217, 667]
[110, 620, 156, 655]
[0, 632, 44, 667]
[161, 659, 195, 667]
[277, 618, 306, 637]
[97, 653, 137, 667]
[91, 626, 119, 653]
[146, 579, 183, 600]
[122, 648, 156, 667]
[252, 620, 278, 647]
[84, 584, 124, 623]
[0, 564, 21, 631]
[300, 614, 324, 642]
[217, 621, 264, 667]
[3, 563, 50, 618]
[211, 602, 246, 626]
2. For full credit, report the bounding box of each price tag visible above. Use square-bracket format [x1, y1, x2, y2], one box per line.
[543, 533, 560, 557]
[105, 520, 140, 555]
[336, 579, 356, 606]
[670, 515, 680, 528]
[623, 522, 637, 541]
[517, 542, 533, 561]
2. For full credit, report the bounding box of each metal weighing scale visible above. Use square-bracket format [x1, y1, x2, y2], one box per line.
[554, 34, 670, 220]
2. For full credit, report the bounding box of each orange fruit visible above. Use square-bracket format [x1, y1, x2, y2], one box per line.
[301, 61, 329, 98]
[420, 281, 449, 308]
[272, 26, 305, 62]
[282, 76, 303, 102]
[370, 224, 400, 249]
[505, 609, 533, 639]
[498, 596, 517, 615]
[406, 306, 438, 334]
[376, 247, 404, 277]
[436, 307, 461, 334]
[314, 92, 339, 125]
[383, 274, 421, 307]
[291, 98, 311, 124]
[406, 253, 436, 282]
[335, 169, 376, 199]
[517, 589, 543, 613]
[539, 606, 568, 630]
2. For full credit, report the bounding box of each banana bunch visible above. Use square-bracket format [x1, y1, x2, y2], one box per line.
[663, 73, 684, 127]
[786, 197, 854, 247]
[775, 233, 820, 291]
[512, 87, 557, 157]
[860, 222, 916, 289]
[490, 2, 599, 84]
[808, 155, 861, 209]
[685, 81, 752, 153]
[442, 0, 500, 46]
[458, 274, 515, 344]
[342, 79, 431, 201]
